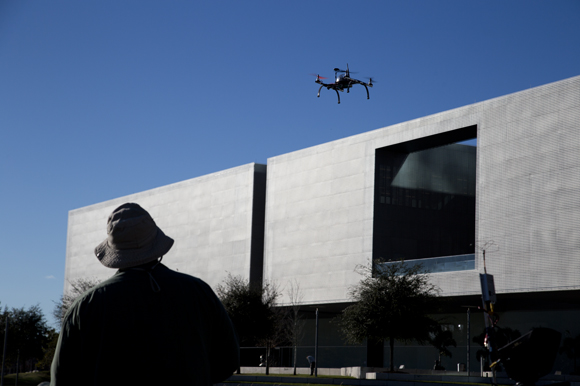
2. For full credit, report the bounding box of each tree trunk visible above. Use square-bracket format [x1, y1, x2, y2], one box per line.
[389, 336, 395, 372]
[266, 342, 270, 375]
[366, 338, 384, 368]
[293, 343, 297, 375]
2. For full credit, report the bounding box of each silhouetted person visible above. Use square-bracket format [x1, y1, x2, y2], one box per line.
[307, 355, 316, 376]
[51, 203, 239, 386]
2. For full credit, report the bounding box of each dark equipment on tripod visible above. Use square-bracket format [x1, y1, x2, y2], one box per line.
[497, 327, 561, 386]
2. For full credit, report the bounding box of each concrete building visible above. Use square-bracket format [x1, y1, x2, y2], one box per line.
[64, 75, 580, 373]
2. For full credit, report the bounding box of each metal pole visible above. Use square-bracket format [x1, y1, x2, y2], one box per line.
[1, 317, 8, 386]
[461, 305, 479, 376]
[314, 308, 319, 377]
[467, 308, 470, 377]
[15, 349, 19, 386]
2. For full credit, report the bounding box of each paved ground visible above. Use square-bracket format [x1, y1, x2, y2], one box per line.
[217, 373, 579, 386]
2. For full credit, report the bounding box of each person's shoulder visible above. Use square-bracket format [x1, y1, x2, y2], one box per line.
[63, 277, 112, 321]
[158, 264, 213, 290]
[80, 272, 126, 295]
[72, 275, 117, 303]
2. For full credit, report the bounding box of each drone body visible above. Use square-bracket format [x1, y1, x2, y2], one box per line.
[314, 64, 374, 104]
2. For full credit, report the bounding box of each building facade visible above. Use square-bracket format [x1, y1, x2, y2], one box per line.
[64, 76, 580, 372]
[65, 163, 266, 291]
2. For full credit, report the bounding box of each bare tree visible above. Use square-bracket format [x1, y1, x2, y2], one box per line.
[284, 280, 305, 375]
[53, 277, 101, 326]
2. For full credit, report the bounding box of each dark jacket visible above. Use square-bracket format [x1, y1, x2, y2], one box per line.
[51, 263, 239, 385]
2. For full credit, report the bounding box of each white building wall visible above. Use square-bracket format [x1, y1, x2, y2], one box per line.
[64, 163, 265, 294]
[264, 138, 375, 305]
[476, 77, 580, 296]
[64, 76, 580, 306]
[264, 75, 580, 305]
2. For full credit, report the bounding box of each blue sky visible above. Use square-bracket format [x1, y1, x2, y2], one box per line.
[1, 0, 579, 327]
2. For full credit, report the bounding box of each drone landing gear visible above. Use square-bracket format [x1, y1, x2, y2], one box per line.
[363, 84, 370, 100]
[317, 86, 341, 104]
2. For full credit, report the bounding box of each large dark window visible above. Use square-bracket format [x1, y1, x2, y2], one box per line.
[373, 127, 476, 270]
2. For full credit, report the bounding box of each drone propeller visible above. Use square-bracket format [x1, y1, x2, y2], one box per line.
[366, 77, 377, 85]
[310, 73, 328, 79]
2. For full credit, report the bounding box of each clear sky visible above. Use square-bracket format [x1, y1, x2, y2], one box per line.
[1, 0, 579, 327]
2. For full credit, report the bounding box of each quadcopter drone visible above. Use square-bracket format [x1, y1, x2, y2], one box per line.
[313, 64, 374, 104]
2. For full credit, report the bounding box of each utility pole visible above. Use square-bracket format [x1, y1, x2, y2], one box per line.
[314, 308, 319, 377]
[467, 308, 470, 377]
[1, 317, 8, 386]
[461, 306, 479, 377]
[14, 350, 19, 386]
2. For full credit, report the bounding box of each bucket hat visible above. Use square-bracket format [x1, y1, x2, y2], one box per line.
[94, 203, 174, 269]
